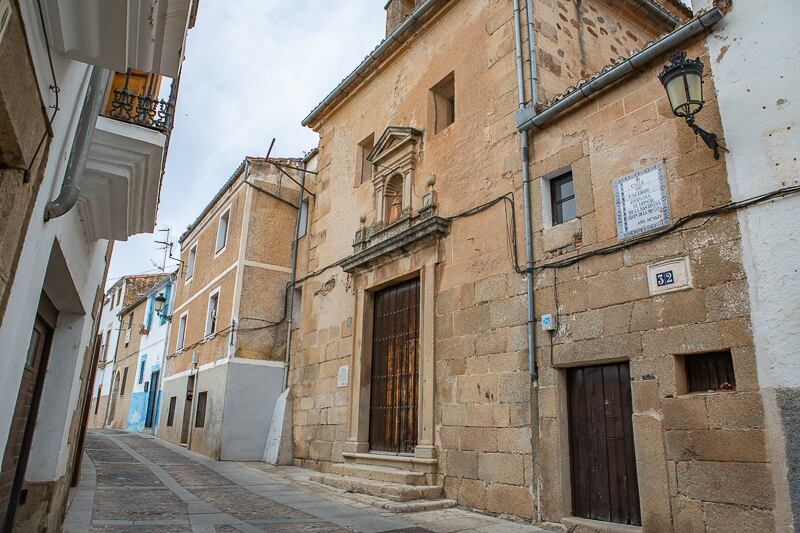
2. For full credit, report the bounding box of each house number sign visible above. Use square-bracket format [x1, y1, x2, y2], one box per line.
[613, 163, 671, 240]
[656, 270, 675, 287]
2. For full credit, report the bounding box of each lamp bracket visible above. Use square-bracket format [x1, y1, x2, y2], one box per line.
[686, 117, 727, 160]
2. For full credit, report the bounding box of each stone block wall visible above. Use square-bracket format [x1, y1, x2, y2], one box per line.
[287, 0, 699, 521]
[0, 1, 50, 329]
[530, 35, 777, 530]
[290, 0, 538, 518]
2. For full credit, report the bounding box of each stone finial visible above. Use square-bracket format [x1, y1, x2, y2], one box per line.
[359, 213, 367, 225]
[426, 175, 436, 190]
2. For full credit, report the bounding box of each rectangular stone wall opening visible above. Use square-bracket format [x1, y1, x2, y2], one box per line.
[675, 349, 736, 395]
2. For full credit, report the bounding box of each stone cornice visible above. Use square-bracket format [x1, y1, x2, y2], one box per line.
[341, 215, 450, 273]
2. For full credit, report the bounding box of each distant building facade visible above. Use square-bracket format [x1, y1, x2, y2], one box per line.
[89, 274, 171, 429]
[158, 158, 304, 460]
[107, 275, 169, 430]
[126, 274, 176, 433]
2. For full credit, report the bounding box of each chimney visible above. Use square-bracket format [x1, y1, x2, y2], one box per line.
[385, 0, 416, 36]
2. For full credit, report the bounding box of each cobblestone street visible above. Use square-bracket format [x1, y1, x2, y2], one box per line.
[63, 430, 545, 533]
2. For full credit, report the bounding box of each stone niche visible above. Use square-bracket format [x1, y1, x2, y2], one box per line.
[342, 126, 449, 273]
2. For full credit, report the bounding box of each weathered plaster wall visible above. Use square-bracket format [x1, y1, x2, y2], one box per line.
[220, 360, 285, 460]
[157, 362, 227, 459]
[700, 0, 800, 529]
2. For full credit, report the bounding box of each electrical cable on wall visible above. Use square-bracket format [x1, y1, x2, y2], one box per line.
[165, 182, 800, 363]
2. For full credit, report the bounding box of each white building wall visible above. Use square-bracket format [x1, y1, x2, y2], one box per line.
[92, 282, 126, 411]
[700, 0, 800, 528]
[0, 28, 106, 486]
[127, 279, 174, 431]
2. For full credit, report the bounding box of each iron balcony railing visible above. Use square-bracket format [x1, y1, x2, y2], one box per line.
[105, 88, 175, 134]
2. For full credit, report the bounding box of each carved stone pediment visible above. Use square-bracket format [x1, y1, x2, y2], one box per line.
[367, 126, 423, 168]
[342, 125, 446, 273]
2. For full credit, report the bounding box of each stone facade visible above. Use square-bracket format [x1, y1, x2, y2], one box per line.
[0, 0, 51, 329]
[157, 158, 302, 460]
[529, 33, 779, 530]
[291, 0, 785, 529]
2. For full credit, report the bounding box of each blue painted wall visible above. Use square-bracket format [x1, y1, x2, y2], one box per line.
[126, 391, 148, 432]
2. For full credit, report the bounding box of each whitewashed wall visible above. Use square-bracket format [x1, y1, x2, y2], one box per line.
[701, 0, 800, 528]
[0, 2, 109, 483]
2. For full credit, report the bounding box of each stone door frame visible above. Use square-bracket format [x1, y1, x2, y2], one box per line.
[343, 248, 438, 460]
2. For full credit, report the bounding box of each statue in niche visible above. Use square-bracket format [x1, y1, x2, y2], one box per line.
[387, 192, 402, 224]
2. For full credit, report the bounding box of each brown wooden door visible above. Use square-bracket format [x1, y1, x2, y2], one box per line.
[1, 296, 55, 530]
[369, 278, 420, 454]
[567, 362, 641, 526]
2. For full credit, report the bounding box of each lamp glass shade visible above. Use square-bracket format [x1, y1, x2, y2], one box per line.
[659, 52, 705, 118]
[154, 293, 166, 314]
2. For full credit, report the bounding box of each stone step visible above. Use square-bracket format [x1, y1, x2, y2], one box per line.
[342, 451, 438, 473]
[310, 473, 443, 502]
[329, 463, 427, 485]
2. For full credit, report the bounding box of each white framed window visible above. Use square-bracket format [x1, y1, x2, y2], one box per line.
[215, 209, 230, 254]
[298, 198, 309, 238]
[177, 313, 188, 350]
[205, 289, 220, 337]
[186, 244, 197, 281]
[541, 167, 577, 229]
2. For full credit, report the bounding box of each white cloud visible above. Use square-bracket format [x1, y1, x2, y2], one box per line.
[107, 0, 385, 284]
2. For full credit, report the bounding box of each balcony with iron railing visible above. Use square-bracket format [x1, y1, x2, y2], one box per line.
[102, 70, 176, 135]
[76, 69, 178, 241]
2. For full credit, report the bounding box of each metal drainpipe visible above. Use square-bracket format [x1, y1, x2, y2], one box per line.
[282, 159, 308, 390]
[43, 66, 111, 222]
[513, 0, 538, 383]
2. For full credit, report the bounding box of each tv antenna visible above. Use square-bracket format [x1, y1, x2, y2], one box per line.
[154, 227, 182, 273]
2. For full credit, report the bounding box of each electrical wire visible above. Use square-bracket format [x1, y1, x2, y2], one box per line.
[534, 184, 800, 271]
[163, 183, 800, 362]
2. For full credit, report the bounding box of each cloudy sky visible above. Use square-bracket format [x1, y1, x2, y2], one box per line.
[106, 0, 386, 285]
[107, 0, 693, 285]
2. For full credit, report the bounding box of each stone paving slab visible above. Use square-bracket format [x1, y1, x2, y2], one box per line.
[65, 430, 547, 533]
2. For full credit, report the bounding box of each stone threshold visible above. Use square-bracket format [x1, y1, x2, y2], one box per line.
[342, 451, 438, 472]
[560, 516, 643, 533]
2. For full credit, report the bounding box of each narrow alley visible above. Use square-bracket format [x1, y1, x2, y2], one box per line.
[63, 431, 545, 533]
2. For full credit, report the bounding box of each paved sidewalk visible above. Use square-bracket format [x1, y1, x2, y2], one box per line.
[63, 430, 546, 533]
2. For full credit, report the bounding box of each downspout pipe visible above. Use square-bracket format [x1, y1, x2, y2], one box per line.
[516, 6, 726, 132]
[44, 66, 111, 221]
[283, 149, 317, 390]
[513, 0, 537, 383]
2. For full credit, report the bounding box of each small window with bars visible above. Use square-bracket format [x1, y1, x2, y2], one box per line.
[681, 349, 736, 393]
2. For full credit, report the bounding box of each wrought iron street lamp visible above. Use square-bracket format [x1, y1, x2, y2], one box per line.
[658, 51, 725, 159]
[154, 292, 171, 321]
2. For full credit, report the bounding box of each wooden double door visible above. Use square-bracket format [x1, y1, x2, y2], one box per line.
[369, 278, 420, 454]
[567, 362, 641, 526]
